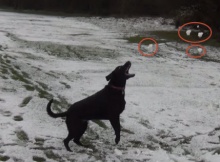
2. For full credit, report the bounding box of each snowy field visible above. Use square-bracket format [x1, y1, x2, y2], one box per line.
[1, 10, 220, 162]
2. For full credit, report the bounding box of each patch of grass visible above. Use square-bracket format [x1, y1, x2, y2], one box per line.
[33, 156, 46, 162]
[36, 81, 49, 90]
[126, 31, 181, 44]
[0, 56, 7, 66]
[126, 35, 147, 44]
[146, 144, 158, 150]
[0, 64, 8, 69]
[85, 127, 99, 140]
[3, 54, 14, 59]
[183, 148, 191, 155]
[1, 76, 8, 80]
[20, 38, 117, 60]
[121, 127, 135, 134]
[32, 146, 56, 151]
[1, 68, 9, 74]
[16, 130, 29, 142]
[126, 30, 220, 47]
[150, 30, 183, 42]
[9, 68, 32, 84]
[179, 135, 193, 145]
[34, 138, 45, 146]
[70, 33, 91, 36]
[35, 86, 53, 99]
[0, 155, 10, 161]
[44, 150, 63, 162]
[13, 158, 24, 162]
[92, 120, 108, 129]
[14, 65, 20, 70]
[21, 71, 30, 78]
[32, 66, 42, 71]
[45, 72, 59, 78]
[201, 57, 220, 63]
[1, 88, 16, 92]
[23, 85, 35, 91]
[206, 39, 220, 47]
[19, 96, 32, 107]
[80, 138, 99, 153]
[5, 60, 11, 64]
[21, 52, 44, 60]
[60, 81, 71, 89]
[147, 135, 172, 152]
[3, 111, 12, 117]
[129, 140, 143, 147]
[13, 116, 23, 121]
[0, 45, 3, 51]
[159, 141, 172, 153]
[139, 119, 153, 129]
[0, 98, 5, 102]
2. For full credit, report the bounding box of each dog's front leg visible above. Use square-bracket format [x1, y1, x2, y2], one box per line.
[110, 117, 120, 144]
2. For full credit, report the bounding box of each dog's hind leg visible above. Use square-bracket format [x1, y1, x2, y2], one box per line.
[64, 133, 74, 152]
[64, 117, 76, 152]
[73, 121, 88, 146]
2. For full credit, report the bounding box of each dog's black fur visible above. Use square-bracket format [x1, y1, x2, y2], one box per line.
[47, 61, 135, 152]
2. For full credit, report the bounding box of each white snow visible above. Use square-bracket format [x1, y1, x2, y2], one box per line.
[0, 10, 220, 162]
[114, 149, 122, 156]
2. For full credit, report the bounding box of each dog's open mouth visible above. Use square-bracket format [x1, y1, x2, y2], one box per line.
[125, 63, 135, 78]
[125, 65, 130, 74]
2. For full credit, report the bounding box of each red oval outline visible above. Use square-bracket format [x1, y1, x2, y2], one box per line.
[186, 44, 207, 59]
[178, 22, 212, 44]
[138, 38, 159, 57]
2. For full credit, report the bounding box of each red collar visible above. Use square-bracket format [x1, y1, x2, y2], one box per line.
[109, 85, 125, 91]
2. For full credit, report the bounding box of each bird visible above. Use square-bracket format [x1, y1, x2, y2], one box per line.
[186, 30, 191, 36]
[146, 44, 154, 53]
[198, 32, 203, 38]
[197, 48, 203, 53]
[142, 44, 154, 53]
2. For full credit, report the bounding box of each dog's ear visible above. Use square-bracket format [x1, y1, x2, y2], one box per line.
[106, 72, 113, 81]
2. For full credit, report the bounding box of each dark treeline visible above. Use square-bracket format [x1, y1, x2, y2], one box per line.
[0, 0, 220, 30]
[0, 0, 187, 15]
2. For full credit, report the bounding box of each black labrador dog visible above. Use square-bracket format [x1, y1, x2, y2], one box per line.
[47, 61, 135, 152]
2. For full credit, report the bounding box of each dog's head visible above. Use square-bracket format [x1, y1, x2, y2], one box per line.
[106, 61, 135, 87]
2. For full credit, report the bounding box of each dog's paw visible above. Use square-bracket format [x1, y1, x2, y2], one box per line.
[67, 148, 73, 152]
[64, 139, 72, 152]
[115, 137, 120, 144]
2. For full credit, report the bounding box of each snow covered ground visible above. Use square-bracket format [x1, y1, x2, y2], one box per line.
[0, 10, 220, 162]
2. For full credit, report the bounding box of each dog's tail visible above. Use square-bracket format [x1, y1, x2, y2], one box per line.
[47, 99, 67, 118]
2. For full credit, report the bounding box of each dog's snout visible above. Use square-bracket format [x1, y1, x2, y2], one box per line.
[125, 61, 131, 67]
